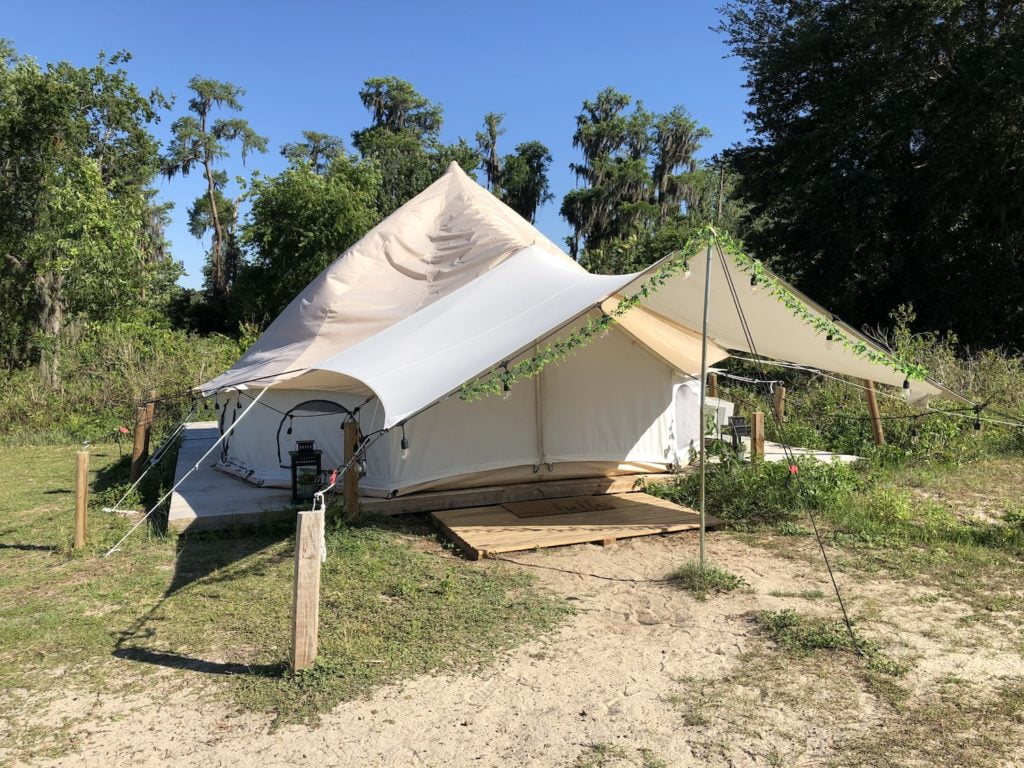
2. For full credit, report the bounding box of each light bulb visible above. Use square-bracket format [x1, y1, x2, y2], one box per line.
[400, 435, 410, 460]
[902, 379, 911, 401]
[750, 274, 759, 293]
[683, 269, 691, 279]
[825, 333, 834, 351]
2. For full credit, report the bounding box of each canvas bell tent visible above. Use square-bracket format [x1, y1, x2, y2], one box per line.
[199, 162, 954, 499]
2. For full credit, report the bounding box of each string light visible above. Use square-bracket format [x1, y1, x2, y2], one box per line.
[825, 332, 834, 351]
[400, 423, 410, 460]
[902, 378, 911, 401]
[974, 406, 982, 431]
[750, 273, 759, 293]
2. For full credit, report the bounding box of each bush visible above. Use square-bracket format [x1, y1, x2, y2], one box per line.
[657, 457, 862, 528]
[0, 318, 241, 445]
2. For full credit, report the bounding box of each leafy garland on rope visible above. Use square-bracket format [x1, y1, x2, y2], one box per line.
[457, 225, 925, 402]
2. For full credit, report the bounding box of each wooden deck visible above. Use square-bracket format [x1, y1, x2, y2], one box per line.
[432, 492, 719, 560]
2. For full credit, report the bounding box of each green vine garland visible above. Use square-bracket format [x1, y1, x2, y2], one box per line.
[457, 225, 926, 402]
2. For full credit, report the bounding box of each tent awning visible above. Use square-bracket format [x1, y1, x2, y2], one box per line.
[282, 246, 644, 428]
[626, 244, 956, 403]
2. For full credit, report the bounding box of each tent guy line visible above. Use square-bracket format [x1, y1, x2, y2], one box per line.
[711, 236, 859, 648]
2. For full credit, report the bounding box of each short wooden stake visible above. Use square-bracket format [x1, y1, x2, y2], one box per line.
[707, 372, 719, 399]
[751, 411, 765, 460]
[291, 507, 324, 671]
[863, 379, 885, 445]
[343, 420, 360, 518]
[129, 405, 148, 482]
[74, 450, 89, 549]
[772, 386, 786, 423]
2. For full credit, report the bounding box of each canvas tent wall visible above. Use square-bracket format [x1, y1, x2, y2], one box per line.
[200, 162, 954, 499]
[217, 323, 704, 496]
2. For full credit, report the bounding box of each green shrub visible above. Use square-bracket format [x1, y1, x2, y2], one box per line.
[0, 318, 241, 445]
[657, 457, 862, 528]
[669, 560, 746, 600]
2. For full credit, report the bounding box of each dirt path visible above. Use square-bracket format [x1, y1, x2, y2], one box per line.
[16, 533, 1024, 767]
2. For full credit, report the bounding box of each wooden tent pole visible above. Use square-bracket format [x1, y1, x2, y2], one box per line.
[129, 405, 148, 483]
[751, 411, 765, 460]
[143, 389, 157, 460]
[863, 380, 885, 445]
[772, 386, 786, 423]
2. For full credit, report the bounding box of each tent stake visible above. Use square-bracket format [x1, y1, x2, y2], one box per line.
[697, 244, 714, 569]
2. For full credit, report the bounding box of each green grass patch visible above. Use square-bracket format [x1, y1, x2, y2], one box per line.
[752, 608, 906, 677]
[668, 560, 746, 600]
[0, 443, 570, 756]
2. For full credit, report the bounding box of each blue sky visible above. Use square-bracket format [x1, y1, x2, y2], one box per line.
[4, 0, 749, 289]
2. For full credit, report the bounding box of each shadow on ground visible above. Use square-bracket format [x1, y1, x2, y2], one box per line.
[113, 525, 291, 676]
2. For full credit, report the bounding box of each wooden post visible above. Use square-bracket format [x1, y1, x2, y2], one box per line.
[129, 405, 148, 482]
[74, 450, 89, 549]
[707, 372, 719, 399]
[343, 420, 360, 518]
[142, 389, 157, 459]
[863, 380, 885, 445]
[751, 411, 765, 460]
[772, 386, 786, 423]
[291, 507, 324, 671]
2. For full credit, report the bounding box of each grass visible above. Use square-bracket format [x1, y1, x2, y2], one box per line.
[0, 442, 570, 757]
[667, 560, 745, 600]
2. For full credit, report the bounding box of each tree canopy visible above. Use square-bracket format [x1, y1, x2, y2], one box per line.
[719, 0, 1024, 349]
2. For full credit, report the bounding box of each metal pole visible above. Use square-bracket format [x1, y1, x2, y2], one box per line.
[698, 243, 714, 569]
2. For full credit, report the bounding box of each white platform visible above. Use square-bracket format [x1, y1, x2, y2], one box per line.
[168, 422, 295, 532]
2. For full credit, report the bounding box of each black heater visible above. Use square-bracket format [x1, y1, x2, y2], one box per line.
[289, 440, 323, 504]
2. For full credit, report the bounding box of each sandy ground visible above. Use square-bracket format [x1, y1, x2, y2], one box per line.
[11, 532, 1024, 768]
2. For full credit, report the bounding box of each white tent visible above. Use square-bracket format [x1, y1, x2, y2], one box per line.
[201, 162, 952, 497]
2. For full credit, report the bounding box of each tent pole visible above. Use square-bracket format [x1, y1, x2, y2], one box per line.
[697, 243, 714, 569]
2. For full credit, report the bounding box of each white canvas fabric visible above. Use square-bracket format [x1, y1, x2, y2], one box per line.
[201, 162, 957, 497]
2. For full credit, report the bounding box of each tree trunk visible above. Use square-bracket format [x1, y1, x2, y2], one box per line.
[37, 268, 66, 389]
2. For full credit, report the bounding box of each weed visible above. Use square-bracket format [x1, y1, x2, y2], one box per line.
[574, 743, 627, 768]
[669, 560, 746, 600]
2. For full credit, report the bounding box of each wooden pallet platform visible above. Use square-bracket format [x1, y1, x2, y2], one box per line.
[432, 492, 720, 560]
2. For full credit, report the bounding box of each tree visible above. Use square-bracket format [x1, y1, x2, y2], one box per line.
[280, 130, 345, 174]
[238, 153, 381, 322]
[352, 76, 479, 213]
[719, 0, 1024, 348]
[475, 112, 505, 192]
[499, 141, 554, 223]
[162, 77, 267, 302]
[0, 43, 178, 379]
[560, 87, 710, 264]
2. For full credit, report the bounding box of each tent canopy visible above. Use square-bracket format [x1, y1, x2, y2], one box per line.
[202, 162, 952, 428]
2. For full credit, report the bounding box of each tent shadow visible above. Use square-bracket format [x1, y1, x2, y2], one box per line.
[113, 525, 292, 677]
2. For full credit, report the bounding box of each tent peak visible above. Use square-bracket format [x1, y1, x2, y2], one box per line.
[444, 160, 467, 176]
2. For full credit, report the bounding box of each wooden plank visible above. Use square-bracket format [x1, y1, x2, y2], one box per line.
[362, 473, 669, 516]
[291, 507, 324, 671]
[863, 380, 885, 445]
[343, 420, 360, 518]
[503, 495, 619, 518]
[751, 411, 765, 460]
[433, 492, 721, 557]
[74, 450, 89, 549]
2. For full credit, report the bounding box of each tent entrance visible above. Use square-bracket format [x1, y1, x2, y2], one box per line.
[431, 492, 722, 560]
